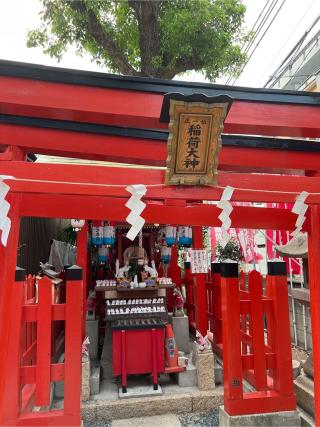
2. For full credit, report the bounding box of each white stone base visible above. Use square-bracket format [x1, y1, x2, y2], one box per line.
[119, 384, 163, 399]
[219, 406, 301, 426]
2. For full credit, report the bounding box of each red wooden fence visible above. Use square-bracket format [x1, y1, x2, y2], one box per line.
[220, 261, 296, 416]
[1, 266, 83, 426]
[22, 275, 37, 369]
[207, 263, 223, 358]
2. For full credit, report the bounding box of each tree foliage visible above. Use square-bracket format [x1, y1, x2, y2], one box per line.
[216, 239, 242, 262]
[27, 0, 249, 80]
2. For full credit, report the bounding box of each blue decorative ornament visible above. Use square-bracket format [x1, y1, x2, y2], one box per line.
[161, 246, 172, 264]
[164, 226, 176, 246]
[92, 222, 104, 246]
[98, 245, 109, 262]
[177, 226, 192, 247]
[103, 225, 116, 246]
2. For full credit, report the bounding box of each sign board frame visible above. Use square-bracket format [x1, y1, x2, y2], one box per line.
[164, 95, 232, 186]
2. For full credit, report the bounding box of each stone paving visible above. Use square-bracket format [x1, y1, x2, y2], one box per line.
[83, 410, 219, 427]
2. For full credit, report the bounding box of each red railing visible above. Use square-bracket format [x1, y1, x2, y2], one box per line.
[207, 264, 223, 357]
[21, 275, 37, 369]
[1, 266, 83, 426]
[220, 261, 296, 416]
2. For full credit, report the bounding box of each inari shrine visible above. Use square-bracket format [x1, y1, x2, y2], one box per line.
[1, 60, 320, 426]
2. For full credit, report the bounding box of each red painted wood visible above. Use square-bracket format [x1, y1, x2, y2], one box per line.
[226, 393, 296, 416]
[22, 341, 37, 366]
[1, 273, 25, 424]
[219, 146, 320, 174]
[63, 276, 82, 421]
[221, 274, 243, 405]
[21, 364, 64, 386]
[265, 273, 294, 397]
[0, 145, 25, 161]
[308, 205, 320, 427]
[0, 76, 166, 130]
[3, 124, 320, 171]
[2, 76, 320, 137]
[151, 328, 158, 386]
[18, 193, 310, 232]
[121, 330, 127, 389]
[239, 273, 247, 356]
[212, 272, 223, 356]
[242, 353, 276, 371]
[23, 304, 65, 322]
[35, 276, 52, 406]
[112, 328, 165, 383]
[0, 194, 21, 426]
[20, 385, 36, 416]
[248, 271, 268, 390]
[0, 124, 166, 166]
[76, 224, 88, 340]
[192, 227, 208, 336]
[222, 268, 296, 416]
[226, 100, 320, 138]
[3, 160, 320, 204]
[17, 410, 78, 426]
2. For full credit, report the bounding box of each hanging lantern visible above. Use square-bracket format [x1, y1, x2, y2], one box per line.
[91, 221, 104, 245]
[103, 224, 116, 247]
[188, 227, 193, 246]
[161, 246, 172, 264]
[98, 245, 109, 263]
[71, 219, 85, 232]
[177, 226, 192, 247]
[164, 226, 176, 246]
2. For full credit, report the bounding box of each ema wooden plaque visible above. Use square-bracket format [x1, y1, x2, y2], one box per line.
[165, 98, 231, 186]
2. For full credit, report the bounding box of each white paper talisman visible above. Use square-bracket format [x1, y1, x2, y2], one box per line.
[190, 249, 208, 273]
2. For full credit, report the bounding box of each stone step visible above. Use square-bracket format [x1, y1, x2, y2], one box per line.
[82, 388, 223, 423]
[294, 373, 314, 417]
[219, 406, 301, 426]
[112, 414, 181, 427]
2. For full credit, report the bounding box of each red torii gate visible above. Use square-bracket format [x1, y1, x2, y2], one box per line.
[1, 60, 320, 425]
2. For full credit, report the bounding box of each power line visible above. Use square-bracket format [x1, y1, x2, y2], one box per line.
[242, 0, 278, 56]
[224, 0, 279, 85]
[265, 12, 320, 87]
[241, 0, 274, 55]
[256, 0, 317, 86]
[229, 0, 287, 86]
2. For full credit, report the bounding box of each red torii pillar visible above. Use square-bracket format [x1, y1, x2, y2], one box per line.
[0, 194, 21, 423]
[76, 222, 88, 340]
[192, 226, 208, 336]
[308, 204, 320, 427]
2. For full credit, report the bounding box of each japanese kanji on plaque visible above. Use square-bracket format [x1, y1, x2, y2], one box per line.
[190, 249, 208, 274]
[164, 96, 232, 186]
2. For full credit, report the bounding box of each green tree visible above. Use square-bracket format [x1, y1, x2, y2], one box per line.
[27, 0, 249, 80]
[216, 239, 242, 262]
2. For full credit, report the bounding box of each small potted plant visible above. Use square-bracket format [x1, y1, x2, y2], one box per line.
[216, 239, 242, 262]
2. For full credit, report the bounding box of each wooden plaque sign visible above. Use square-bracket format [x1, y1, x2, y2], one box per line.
[165, 96, 232, 186]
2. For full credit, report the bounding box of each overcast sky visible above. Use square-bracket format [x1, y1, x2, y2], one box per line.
[0, 0, 319, 88]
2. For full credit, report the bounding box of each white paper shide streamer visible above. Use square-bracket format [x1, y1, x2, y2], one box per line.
[125, 184, 147, 241]
[0, 175, 14, 247]
[217, 186, 234, 248]
[290, 191, 309, 237]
